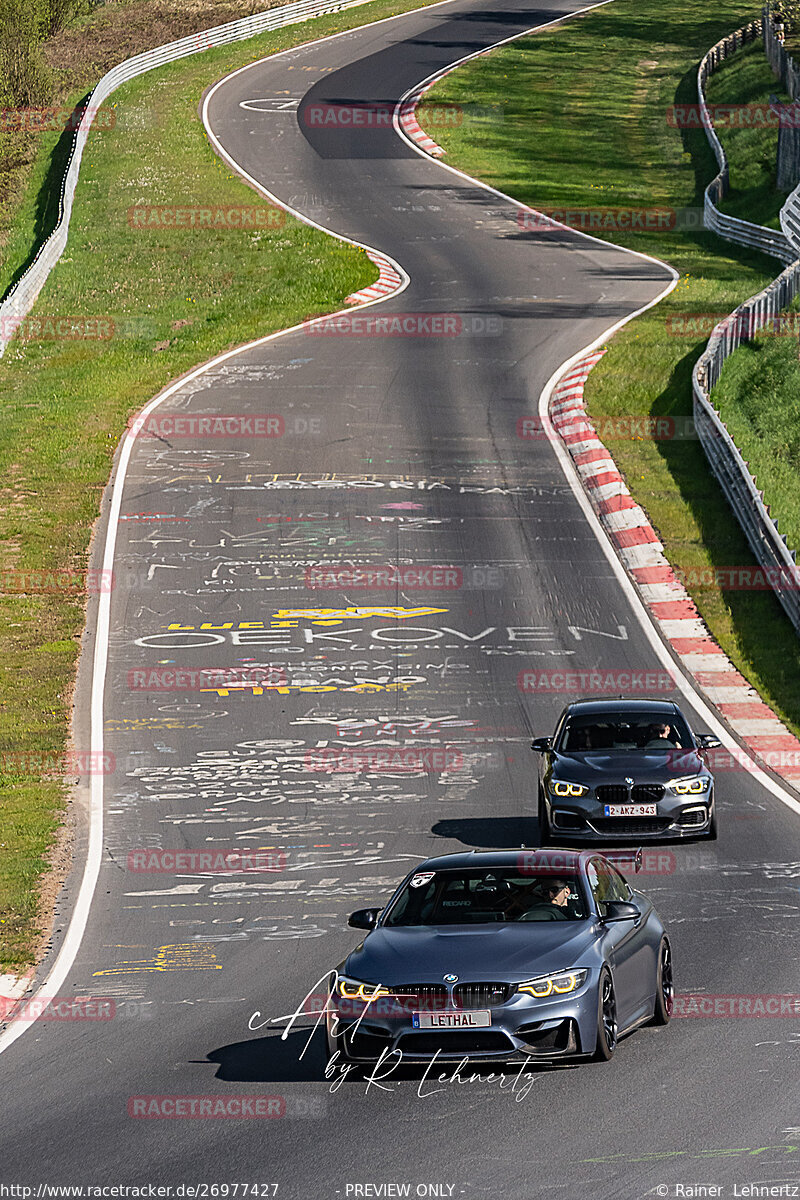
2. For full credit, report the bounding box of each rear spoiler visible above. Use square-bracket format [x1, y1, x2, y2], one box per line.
[602, 848, 643, 874]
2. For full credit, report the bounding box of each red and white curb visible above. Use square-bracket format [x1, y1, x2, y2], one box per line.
[550, 351, 800, 788]
[0, 974, 32, 1021]
[397, 80, 447, 158]
[345, 249, 404, 303]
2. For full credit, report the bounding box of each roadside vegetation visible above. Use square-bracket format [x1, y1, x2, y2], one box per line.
[419, 2, 800, 739]
[0, 0, 445, 971]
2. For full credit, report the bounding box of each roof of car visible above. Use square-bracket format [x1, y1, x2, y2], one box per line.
[413, 849, 590, 872]
[563, 698, 681, 715]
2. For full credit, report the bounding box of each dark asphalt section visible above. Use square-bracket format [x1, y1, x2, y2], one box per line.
[1, 1, 800, 1196]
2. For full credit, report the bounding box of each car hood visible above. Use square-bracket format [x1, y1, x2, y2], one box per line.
[552, 749, 708, 781]
[344, 922, 599, 985]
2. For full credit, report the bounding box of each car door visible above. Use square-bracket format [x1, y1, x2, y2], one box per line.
[588, 858, 653, 1029]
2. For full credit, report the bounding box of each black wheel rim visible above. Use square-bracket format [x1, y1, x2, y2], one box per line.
[661, 942, 674, 1015]
[601, 976, 617, 1051]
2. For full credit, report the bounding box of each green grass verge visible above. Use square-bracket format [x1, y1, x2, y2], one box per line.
[0, 0, 450, 971]
[419, 2, 800, 738]
[711, 301, 800, 556]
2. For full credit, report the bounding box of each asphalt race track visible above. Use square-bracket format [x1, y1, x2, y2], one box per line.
[2, 1, 800, 1196]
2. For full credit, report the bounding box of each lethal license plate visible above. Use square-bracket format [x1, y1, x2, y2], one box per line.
[412, 1010, 491, 1029]
[604, 803, 657, 817]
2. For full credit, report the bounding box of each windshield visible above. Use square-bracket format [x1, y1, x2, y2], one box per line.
[558, 710, 692, 752]
[383, 868, 587, 926]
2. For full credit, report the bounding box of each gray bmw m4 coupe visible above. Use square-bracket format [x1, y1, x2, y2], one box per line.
[532, 698, 721, 842]
[326, 849, 672, 1065]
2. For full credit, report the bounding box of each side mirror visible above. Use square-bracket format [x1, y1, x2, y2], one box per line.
[348, 908, 381, 931]
[696, 733, 721, 749]
[602, 901, 640, 922]
[531, 737, 552, 752]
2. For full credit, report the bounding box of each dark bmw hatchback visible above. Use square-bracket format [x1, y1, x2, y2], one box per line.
[531, 698, 720, 842]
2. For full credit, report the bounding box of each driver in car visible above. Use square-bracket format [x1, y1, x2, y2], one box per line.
[644, 721, 677, 748]
[509, 877, 572, 921]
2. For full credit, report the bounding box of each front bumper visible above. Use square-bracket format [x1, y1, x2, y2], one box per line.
[546, 787, 715, 840]
[327, 981, 598, 1063]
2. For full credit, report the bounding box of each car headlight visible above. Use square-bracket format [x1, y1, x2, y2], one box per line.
[551, 780, 589, 798]
[517, 969, 588, 997]
[335, 976, 391, 1002]
[668, 776, 710, 795]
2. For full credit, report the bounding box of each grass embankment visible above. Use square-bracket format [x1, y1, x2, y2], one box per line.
[1, 0, 288, 297]
[419, 3, 800, 736]
[710, 309, 800, 556]
[0, 0, 446, 971]
[705, 38, 790, 228]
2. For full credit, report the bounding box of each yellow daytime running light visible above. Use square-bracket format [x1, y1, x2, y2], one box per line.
[337, 978, 391, 1001]
[552, 780, 587, 797]
[671, 776, 707, 794]
[518, 970, 586, 997]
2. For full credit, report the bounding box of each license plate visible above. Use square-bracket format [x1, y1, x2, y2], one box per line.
[412, 1010, 491, 1029]
[604, 803, 657, 817]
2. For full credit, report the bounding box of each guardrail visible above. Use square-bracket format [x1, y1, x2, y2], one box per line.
[0, 0, 377, 357]
[780, 179, 800, 248]
[764, 3, 800, 98]
[692, 23, 800, 633]
[692, 260, 800, 632]
[698, 19, 796, 263]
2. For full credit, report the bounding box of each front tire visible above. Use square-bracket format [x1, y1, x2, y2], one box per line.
[538, 787, 551, 846]
[592, 968, 618, 1061]
[707, 802, 718, 841]
[650, 938, 673, 1025]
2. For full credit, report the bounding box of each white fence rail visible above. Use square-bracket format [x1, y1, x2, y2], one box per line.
[780, 180, 800, 248]
[698, 20, 795, 263]
[693, 23, 800, 632]
[692, 261, 800, 632]
[0, 0, 376, 356]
